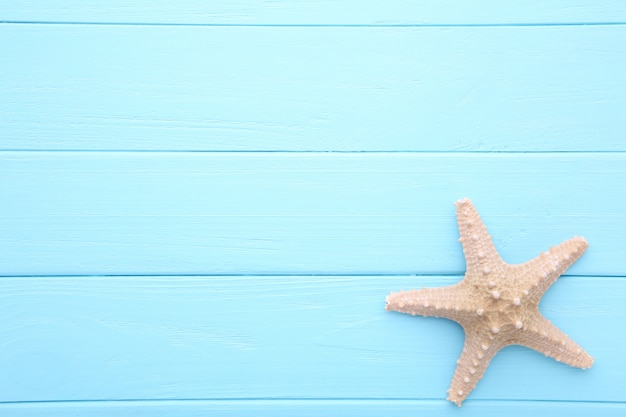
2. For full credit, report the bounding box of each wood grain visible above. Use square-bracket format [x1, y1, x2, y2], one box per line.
[2, 400, 626, 417]
[2, 25, 625, 151]
[1, 152, 624, 276]
[0, 276, 618, 403]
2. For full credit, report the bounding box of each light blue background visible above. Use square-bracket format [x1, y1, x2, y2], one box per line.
[1, 2, 625, 415]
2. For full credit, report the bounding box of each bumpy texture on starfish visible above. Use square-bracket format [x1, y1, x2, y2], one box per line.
[385, 198, 593, 406]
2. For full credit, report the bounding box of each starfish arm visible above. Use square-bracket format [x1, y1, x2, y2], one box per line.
[515, 236, 588, 302]
[515, 314, 594, 369]
[446, 330, 500, 406]
[385, 284, 472, 322]
[455, 198, 505, 277]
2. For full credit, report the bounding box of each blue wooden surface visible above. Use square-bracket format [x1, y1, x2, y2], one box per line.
[2, 25, 626, 151]
[1, 2, 625, 415]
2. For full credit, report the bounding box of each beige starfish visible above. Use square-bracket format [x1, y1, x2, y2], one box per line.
[385, 198, 593, 406]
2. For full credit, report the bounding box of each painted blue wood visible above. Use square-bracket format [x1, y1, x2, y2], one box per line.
[2, 1, 626, 25]
[1, 153, 624, 276]
[1, 1, 624, 414]
[2, 25, 625, 151]
[0, 276, 618, 403]
[2, 400, 626, 417]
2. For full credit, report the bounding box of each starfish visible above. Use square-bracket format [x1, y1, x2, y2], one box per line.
[385, 198, 593, 406]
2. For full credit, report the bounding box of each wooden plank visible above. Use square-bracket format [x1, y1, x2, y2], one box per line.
[1, 152, 624, 276]
[2, 1, 626, 25]
[2, 400, 625, 417]
[0, 275, 619, 403]
[2, 25, 625, 151]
